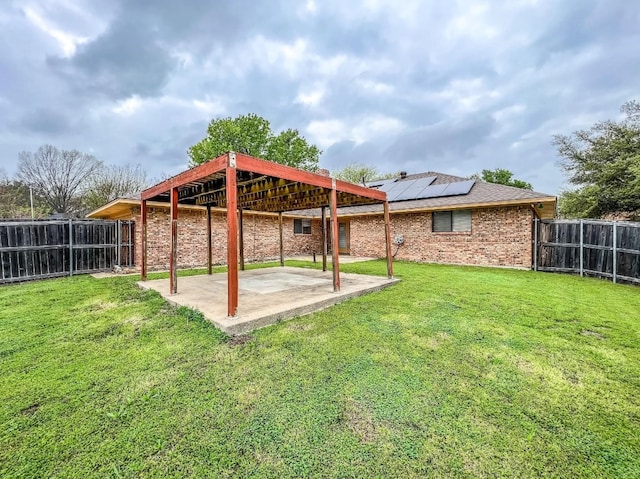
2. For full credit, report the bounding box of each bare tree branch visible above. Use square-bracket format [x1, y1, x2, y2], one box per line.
[17, 145, 103, 216]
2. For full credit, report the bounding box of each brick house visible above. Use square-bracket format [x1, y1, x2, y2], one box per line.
[87, 171, 556, 270]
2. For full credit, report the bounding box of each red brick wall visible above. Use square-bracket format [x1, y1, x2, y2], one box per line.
[129, 204, 533, 270]
[348, 205, 533, 268]
[130, 207, 322, 271]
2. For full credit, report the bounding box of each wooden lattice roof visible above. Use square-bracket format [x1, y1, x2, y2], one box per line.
[141, 152, 387, 212]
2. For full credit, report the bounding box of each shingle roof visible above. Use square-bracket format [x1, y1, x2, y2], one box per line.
[294, 172, 556, 217]
[404, 171, 465, 185]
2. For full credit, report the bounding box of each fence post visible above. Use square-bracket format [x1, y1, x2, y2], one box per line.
[579, 219, 584, 277]
[533, 218, 537, 271]
[116, 220, 121, 267]
[69, 219, 74, 277]
[612, 221, 617, 284]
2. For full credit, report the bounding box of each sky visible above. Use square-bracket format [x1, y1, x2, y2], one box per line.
[1, 0, 638, 195]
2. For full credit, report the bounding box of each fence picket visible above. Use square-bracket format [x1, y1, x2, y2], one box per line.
[535, 219, 640, 285]
[0, 219, 135, 284]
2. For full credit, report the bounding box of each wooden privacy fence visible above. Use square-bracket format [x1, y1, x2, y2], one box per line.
[533, 219, 640, 285]
[0, 219, 135, 284]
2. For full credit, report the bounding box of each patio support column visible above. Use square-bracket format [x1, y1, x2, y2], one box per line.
[321, 206, 327, 272]
[329, 180, 340, 292]
[169, 187, 178, 294]
[383, 200, 394, 278]
[226, 153, 239, 317]
[206, 204, 212, 275]
[239, 208, 245, 271]
[278, 212, 284, 266]
[141, 199, 148, 281]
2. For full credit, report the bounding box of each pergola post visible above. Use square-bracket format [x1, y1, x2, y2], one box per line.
[278, 212, 284, 266]
[383, 201, 394, 278]
[206, 205, 212, 275]
[169, 187, 178, 294]
[226, 153, 239, 317]
[141, 199, 148, 281]
[329, 181, 340, 292]
[321, 206, 327, 272]
[239, 208, 245, 271]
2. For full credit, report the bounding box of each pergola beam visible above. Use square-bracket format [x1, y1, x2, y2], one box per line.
[141, 156, 227, 200]
[234, 153, 387, 201]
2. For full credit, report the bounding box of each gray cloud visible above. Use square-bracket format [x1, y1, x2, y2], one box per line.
[0, 0, 637, 196]
[48, 17, 176, 99]
[387, 116, 496, 161]
[17, 108, 72, 135]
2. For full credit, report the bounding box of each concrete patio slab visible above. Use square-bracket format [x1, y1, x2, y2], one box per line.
[137, 266, 399, 335]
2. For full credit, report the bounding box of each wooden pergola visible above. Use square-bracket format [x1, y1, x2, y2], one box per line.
[140, 152, 393, 317]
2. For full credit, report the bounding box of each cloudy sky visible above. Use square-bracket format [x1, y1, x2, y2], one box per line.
[1, 0, 638, 194]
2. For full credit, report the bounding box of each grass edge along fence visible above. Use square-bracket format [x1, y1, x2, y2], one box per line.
[0, 219, 135, 284]
[533, 218, 640, 285]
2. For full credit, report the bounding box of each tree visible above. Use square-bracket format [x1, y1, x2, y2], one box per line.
[472, 168, 533, 189]
[83, 164, 148, 212]
[17, 145, 103, 216]
[333, 162, 396, 184]
[554, 100, 640, 219]
[0, 170, 48, 218]
[188, 113, 321, 171]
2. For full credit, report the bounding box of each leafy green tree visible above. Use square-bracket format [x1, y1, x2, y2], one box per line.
[188, 113, 321, 171]
[0, 170, 49, 218]
[554, 100, 640, 220]
[472, 168, 533, 189]
[333, 162, 396, 184]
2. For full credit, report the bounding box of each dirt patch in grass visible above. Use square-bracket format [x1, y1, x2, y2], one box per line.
[227, 335, 253, 347]
[426, 331, 450, 350]
[85, 300, 120, 312]
[286, 321, 314, 331]
[581, 330, 606, 340]
[343, 399, 378, 443]
[514, 356, 536, 375]
[20, 403, 40, 415]
[124, 315, 146, 327]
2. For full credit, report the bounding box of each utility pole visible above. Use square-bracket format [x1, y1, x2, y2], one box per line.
[30, 186, 34, 219]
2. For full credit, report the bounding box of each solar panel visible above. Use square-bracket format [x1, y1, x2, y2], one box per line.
[366, 176, 474, 202]
[416, 184, 447, 199]
[366, 178, 395, 188]
[394, 185, 430, 201]
[411, 176, 437, 189]
[439, 180, 475, 197]
[388, 178, 417, 192]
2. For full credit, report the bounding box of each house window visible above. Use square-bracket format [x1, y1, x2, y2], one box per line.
[433, 210, 472, 232]
[293, 218, 312, 235]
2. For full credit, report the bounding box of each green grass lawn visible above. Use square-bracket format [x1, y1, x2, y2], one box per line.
[1, 261, 639, 478]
